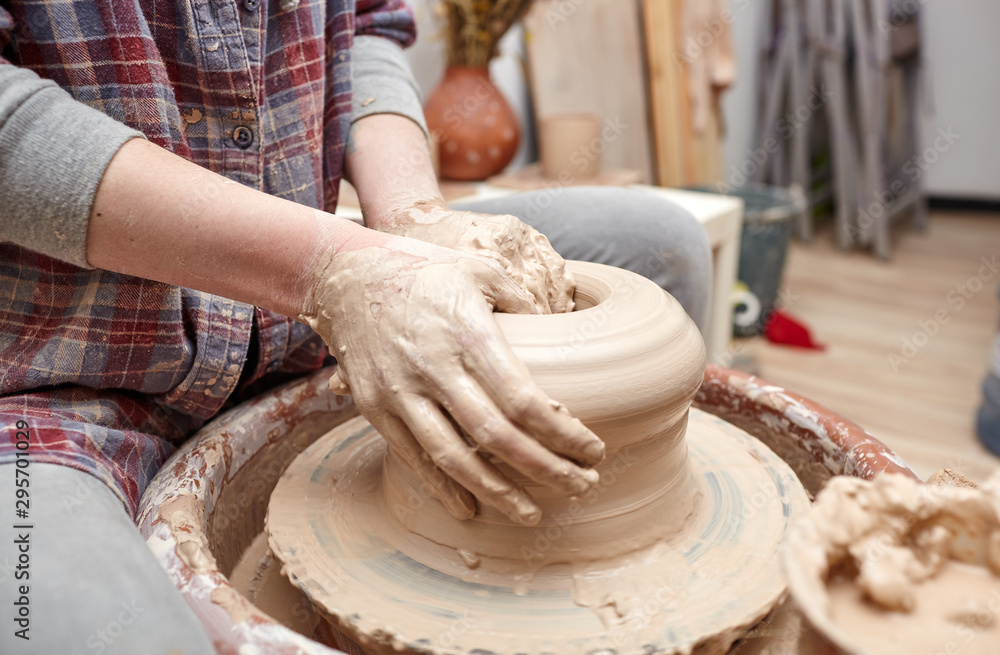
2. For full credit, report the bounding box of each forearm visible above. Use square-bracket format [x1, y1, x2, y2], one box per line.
[344, 115, 575, 315]
[87, 139, 388, 318]
[344, 113, 446, 229]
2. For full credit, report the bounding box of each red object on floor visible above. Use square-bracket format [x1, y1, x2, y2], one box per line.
[764, 310, 826, 350]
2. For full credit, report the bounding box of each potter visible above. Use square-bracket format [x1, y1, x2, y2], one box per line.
[0, 0, 763, 652]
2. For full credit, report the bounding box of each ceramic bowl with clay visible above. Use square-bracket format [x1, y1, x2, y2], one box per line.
[782, 473, 1000, 655]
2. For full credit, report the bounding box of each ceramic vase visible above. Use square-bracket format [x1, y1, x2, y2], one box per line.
[424, 66, 520, 181]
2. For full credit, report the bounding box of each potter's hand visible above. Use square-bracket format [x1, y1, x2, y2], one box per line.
[344, 114, 573, 312]
[373, 201, 576, 314]
[300, 237, 604, 525]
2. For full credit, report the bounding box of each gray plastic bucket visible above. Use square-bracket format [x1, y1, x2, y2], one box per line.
[689, 184, 807, 336]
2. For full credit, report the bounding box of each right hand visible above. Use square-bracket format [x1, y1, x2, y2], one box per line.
[300, 236, 604, 525]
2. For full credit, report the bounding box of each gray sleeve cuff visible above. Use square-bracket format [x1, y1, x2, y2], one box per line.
[0, 64, 145, 269]
[350, 35, 428, 137]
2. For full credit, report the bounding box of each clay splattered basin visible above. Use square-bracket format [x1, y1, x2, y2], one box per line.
[136, 362, 917, 655]
[782, 474, 1000, 655]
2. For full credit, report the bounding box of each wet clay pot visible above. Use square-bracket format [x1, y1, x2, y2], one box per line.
[136, 266, 919, 655]
[424, 66, 520, 181]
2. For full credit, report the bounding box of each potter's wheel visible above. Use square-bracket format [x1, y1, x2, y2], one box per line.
[268, 410, 808, 655]
[265, 261, 812, 655]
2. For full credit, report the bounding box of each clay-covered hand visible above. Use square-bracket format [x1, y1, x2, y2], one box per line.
[371, 201, 576, 314]
[299, 237, 604, 525]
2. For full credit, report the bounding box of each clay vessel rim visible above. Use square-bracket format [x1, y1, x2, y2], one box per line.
[494, 260, 679, 342]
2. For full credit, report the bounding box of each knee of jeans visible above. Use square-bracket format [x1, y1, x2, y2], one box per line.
[632, 201, 712, 289]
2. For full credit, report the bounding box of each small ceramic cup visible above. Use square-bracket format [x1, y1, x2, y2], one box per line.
[539, 112, 602, 181]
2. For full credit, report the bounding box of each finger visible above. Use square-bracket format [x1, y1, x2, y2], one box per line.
[457, 334, 605, 467]
[327, 366, 352, 395]
[398, 397, 543, 526]
[495, 216, 555, 314]
[529, 230, 576, 313]
[370, 412, 476, 521]
[461, 257, 540, 316]
[434, 374, 599, 497]
[490, 215, 522, 263]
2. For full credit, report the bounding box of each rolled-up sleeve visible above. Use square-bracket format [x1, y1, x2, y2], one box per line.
[350, 35, 427, 136]
[0, 63, 144, 268]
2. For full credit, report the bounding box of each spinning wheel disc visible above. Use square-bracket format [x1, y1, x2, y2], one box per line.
[267, 409, 809, 655]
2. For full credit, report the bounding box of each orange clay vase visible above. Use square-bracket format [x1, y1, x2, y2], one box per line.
[423, 66, 520, 181]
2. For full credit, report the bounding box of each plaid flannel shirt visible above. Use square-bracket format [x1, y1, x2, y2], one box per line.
[0, 0, 415, 515]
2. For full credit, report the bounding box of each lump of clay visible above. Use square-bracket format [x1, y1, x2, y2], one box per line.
[784, 472, 1000, 655]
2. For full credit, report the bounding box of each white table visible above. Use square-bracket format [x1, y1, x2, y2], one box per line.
[336, 182, 743, 362]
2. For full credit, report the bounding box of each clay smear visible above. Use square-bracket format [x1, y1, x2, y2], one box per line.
[785, 472, 1000, 655]
[827, 561, 1000, 653]
[229, 531, 322, 637]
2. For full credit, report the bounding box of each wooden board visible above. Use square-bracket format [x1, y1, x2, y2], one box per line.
[642, 0, 687, 187]
[523, 0, 655, 184]
[643, 0, 725, 188]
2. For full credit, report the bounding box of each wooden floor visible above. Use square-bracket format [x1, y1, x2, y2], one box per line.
[741, 210, 1000, 483]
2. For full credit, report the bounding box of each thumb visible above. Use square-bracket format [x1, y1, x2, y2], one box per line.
[328, 366, 352, 395]
[467, 258, 541, 315]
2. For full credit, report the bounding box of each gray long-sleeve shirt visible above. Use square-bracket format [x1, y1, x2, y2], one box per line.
[0, 34, 426, 268]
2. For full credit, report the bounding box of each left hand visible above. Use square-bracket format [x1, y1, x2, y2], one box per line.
[301, 234, 604, 525]
[372, 200, 576, 314]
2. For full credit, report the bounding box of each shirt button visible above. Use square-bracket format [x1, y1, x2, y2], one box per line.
[242, 0, 261, 10]
[233, 125, 254, 149]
